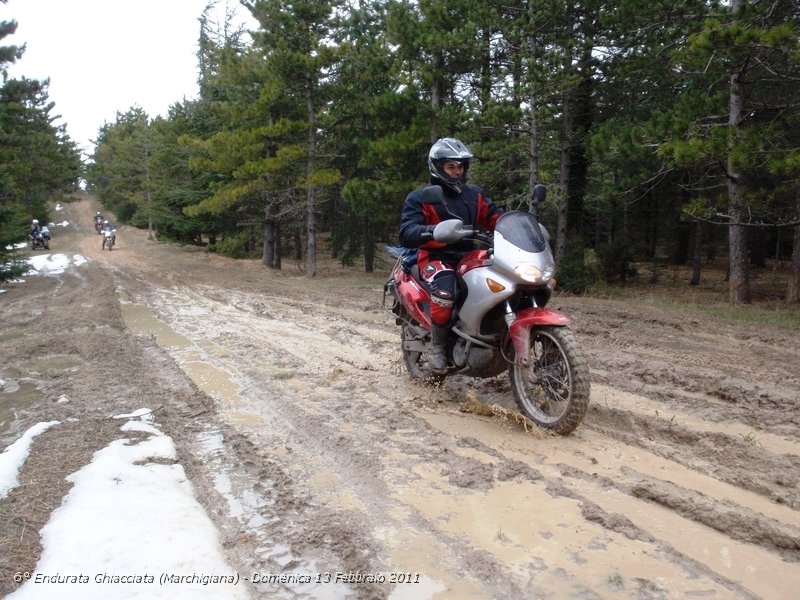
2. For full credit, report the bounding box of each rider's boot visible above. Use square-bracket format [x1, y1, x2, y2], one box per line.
[429, 323, 448, 374]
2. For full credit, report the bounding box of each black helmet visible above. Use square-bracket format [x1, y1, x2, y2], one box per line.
[428, 138, 473, 193]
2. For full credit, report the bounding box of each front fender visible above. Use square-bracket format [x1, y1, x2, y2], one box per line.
[508, 307, 571, 366]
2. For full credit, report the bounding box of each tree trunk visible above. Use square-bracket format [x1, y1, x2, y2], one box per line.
[527, 9, 540, 214]
[262, 194, 277, 269]
[727, 0, 751, 304]
[479, 29, 491, 115]
[690, 220, 703, 286]
[263, 219, 281, 269]
[647, 191, 658, 259]
[306, 82, 317, 278]
[274, 221, 281, 270]
[728, 219, 750, 304]
[621, 198, 629, 285]
[363, 217, 374, 274]
[431, 51, 444, 140]
[294, 228, 302, 262]
[145, 145, 154, 241]
[263, 219, 275, 268]
[787, 195, 800, 303]
[555, 6, 574, 261]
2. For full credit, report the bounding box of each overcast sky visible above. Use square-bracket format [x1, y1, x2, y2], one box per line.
[3, 0, 253, 157]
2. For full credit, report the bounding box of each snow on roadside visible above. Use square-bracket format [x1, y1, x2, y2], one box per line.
[4, 410, 252, 600]
[1, 253, 88, 292]
[0, 421, 60, 499]
[25, 254, 88, 276]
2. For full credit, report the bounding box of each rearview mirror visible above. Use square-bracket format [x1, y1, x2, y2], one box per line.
[531, 184, 547, 207]
[421, 185, 444, 205]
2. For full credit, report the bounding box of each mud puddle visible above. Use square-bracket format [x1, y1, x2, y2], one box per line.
[121, 302, 361, 598]
[195, 428, 354, 600]
[422, 410, 800, 598]
[0, 353, 79, 438]
[0, 382, 42, 436]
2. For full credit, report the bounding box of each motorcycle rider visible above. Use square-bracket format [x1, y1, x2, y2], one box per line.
[100, 219, 116, 248]
[399, 138, 504, 373]
[30, 219, 41, 237]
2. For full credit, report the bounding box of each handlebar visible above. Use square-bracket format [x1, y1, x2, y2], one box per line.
[473, 230, 493, 247]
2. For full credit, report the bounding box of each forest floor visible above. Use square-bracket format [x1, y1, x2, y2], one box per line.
[1, 193, 799, 599]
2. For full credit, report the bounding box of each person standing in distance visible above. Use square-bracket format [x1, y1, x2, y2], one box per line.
[399, 138, 504, 373]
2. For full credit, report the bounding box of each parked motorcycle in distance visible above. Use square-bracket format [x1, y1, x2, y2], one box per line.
[101, 227, 116, 251]
[384, 184, 590, 435]
[30, 226, 51, 250]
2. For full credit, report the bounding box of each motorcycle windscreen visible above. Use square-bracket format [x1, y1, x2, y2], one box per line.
[492, 211, 555, 278]
[494, 211, 548, 252]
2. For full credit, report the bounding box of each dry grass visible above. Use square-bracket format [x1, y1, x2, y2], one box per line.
[585, 260, 800, 328]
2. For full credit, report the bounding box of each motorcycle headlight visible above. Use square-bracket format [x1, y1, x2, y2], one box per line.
[515, 264, 554, 284]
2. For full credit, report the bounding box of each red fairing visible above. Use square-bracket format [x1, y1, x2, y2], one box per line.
[508, 308, 571, 366]
[457, 250, 491, 276]
[394, 267, 432, 329]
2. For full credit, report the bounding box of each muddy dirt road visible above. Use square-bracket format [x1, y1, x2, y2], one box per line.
[2, 195, 799, 599]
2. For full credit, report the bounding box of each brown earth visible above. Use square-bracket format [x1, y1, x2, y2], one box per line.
[1, 194, 799, 599]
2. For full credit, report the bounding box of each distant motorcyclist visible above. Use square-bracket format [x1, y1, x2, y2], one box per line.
[29, 219, 51, 250]
[100, 219, 116, 249]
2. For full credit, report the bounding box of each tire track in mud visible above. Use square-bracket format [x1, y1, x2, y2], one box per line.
[570, 300, 800, 440]
[110, 269, 800, 599]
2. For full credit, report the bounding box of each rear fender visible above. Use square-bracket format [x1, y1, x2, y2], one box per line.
[508, 307, 571, 366]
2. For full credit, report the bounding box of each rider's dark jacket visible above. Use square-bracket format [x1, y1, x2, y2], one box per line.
[399, 179, 503, 266]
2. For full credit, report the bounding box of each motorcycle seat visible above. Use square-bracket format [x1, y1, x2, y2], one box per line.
[402, 251, 419, 271]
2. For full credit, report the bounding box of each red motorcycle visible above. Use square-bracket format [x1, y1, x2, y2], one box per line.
[384, 185, 590, 435]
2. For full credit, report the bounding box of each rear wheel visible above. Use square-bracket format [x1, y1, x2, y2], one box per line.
[401, 324, 445, 385]
[509, 326, 589, 435]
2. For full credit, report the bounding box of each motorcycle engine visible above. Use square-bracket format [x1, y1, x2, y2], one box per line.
[452, 338, 506, 377]
[452, 339, 494, 369]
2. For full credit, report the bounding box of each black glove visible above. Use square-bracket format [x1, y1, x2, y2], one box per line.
[419, 225, 436, 243]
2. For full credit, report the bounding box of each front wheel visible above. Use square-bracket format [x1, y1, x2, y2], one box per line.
[401, 324, 445, 385]
[509, 326, 590, 435]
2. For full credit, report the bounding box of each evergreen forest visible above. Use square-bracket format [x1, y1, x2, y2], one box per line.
[0, 0, 82, 281]
[3, 1, 800, 305]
